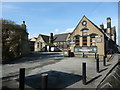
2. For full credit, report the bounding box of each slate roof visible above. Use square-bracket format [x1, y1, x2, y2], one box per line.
[54, 33, 70, 42]
[39, 34, 49, 43]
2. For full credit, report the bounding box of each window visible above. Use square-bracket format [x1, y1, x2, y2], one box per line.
[75, 35, 80, 46]
[90, 33, 97, 46]
[90, 38, 96, 46]
[82, 30, 88, 36]
[83, 36, 87, 46]
[40, 42, 42, 48]
[82, 29, 88, 46]
[37, 42, 39, 48]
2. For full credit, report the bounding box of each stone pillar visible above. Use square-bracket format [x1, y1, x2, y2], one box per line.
[80, 37, 82, 46]
[87, 36, 90, 46]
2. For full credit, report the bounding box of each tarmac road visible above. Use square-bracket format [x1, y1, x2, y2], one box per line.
[2, 52, 64, 80]
[2, 52, 119, 89]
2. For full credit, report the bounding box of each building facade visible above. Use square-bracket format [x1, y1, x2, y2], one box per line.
[20, 21, 30, 56]
[34, 34, 50, 51]
[54, 33, 71, 50]
[34, 16, 118, 55]
[2, 20, 30, 61]
[69, 16, 118, 56]
[34, 33, 70, 52]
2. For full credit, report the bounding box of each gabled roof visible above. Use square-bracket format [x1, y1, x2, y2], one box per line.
[71, 15, 105, 35]
[38, 34, 49, 43]
[54, 33, 70, 42]
[71, 15, 118, 43]
[85, 16, 105, 35]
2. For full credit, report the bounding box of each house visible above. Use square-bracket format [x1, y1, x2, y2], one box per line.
[34, 33, 64, 52]
[69, 16, 118, 56]
[34, 34, 50, 51]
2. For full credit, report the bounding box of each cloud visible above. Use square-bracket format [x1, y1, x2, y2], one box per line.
[103, 24, 107, 28]
[41, 33, 49, 36]
[29, 32, 51, 39]
[54, 27, 74, 34]
[62, 27, 74, 33]
[54, 28, 60, 34]
[29, 33, 39, 39]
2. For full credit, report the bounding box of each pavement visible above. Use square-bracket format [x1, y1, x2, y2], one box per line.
[2, 52, 119, 89]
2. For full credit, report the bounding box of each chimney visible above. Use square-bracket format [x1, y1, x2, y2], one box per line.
[49, 33, 53, 44]
[23, 21, 25, 24]
[107, 17, 111, 28]
[100, 24, 104, 30]
[106, 17, 111, 38]
[21, 21, 26, 31]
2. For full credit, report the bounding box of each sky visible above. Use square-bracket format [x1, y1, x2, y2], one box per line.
[2, 2, 119, 44]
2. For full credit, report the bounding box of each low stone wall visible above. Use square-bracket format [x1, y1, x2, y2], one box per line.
[97, 54, 120, 89]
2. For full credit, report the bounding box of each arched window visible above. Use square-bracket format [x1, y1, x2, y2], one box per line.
[82, 29, 88, 36]
[82, 29, 88, 46]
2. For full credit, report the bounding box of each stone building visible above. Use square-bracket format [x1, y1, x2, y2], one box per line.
[2, 20, 30, 61]
[54, 33, 71, 50]
[34, 16, 118, 54]
[35, 33, 71, 51]
[35, 33, 70, 52]
[34, 34, 49, 51]
[20, 21, 30, 56]
[69, 16, 118, 56]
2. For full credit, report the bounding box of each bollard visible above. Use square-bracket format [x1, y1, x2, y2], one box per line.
[41, 74, 48, 90]
[83, 53, 85, 58]
[103, 56, 106, 66]
[95, 53, 97, 59]
[19, 68, 25, 90]
[97, 54, 99, 59]
[82, 62, 86, 85]
[96, 55, 99, 73]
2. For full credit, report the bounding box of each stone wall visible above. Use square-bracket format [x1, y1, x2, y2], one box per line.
[97, 54, 120, 89]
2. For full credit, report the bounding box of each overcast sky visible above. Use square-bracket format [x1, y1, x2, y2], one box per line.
[2, 2, 119, 44]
